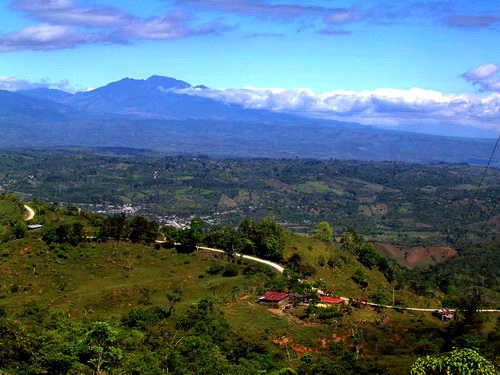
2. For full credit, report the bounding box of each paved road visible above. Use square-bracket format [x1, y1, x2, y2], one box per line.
[197, 246, 285, 273]
[196, 245, 499, 313]
[24, 205, 35, 221]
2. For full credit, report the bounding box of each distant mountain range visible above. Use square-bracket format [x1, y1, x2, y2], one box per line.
[0, 75, 497, 166]
[18, 76, 316, 124]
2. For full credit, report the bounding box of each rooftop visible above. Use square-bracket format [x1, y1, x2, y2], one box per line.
[259, 292, 290, 302]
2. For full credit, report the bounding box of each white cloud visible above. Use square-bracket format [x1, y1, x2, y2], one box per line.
[1, 0, 225, 52]
[0, 75, 74, 92]
[461, 63, 500, 94]
[462, 63, 499, 81]
[174, 86, 500, 130]
[0, 23, 99, 51]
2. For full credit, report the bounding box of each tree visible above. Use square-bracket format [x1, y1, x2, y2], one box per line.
[99, 214, 129, 242]
[79, 322, 122, 375]
[129, 216, 159, 243]
[410, 348, 496, 375]
[340, 228, 362, 253]
[314, 222, 333, 242]
[253, 218, 285, 261]
[358, 242, 379, 269]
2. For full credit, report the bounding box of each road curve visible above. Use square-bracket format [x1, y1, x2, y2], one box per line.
[197, 246, 285, 273]
[24, 205, 35, 221]
[196, 246, 499, 312]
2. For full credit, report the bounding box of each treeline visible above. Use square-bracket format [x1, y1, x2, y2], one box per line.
[339, 228, 394, 283]
[201, 218, 285, 261]
[37, 210, 287, 265]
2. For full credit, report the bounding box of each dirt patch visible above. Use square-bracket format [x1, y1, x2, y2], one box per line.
[272, 337, 314, 354]
[376, 243, 456, 269]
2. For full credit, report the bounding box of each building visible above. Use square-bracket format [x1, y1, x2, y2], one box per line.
[27, 224, 43, 230]
[316, 297, 345, 308]
[258, 292, 291, 307]
[433, 309, 453, 321]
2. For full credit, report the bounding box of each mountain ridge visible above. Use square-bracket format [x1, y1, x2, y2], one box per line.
[1, 75, 498, 166]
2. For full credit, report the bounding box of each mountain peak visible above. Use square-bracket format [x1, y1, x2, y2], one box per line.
[146, 75, 191, 89]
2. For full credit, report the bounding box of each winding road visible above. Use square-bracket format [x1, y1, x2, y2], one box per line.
[24, 204, 35, 221]
[197, 246, 285, 273]
[196, 246, 500, 313]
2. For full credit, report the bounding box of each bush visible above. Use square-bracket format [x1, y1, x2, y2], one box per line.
[121, 306, 169, 329]
[352, 269, 368, 289]
[206, 263, 224, 275]
[222, 264, 239, 277]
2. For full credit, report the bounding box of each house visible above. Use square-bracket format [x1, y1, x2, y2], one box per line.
[316, 297, 346, 308]
[258, 292, 291, 307]
[27, 224, 43, 230]
[433, 309, 453, 321]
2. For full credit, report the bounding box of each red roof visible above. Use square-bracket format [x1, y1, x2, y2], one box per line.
[320, 297, 343, 304]
[435, 309, 453, 315]
[259, 292, 290, 301]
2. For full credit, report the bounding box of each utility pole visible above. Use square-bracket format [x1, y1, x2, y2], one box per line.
[392, 285, 395, 307]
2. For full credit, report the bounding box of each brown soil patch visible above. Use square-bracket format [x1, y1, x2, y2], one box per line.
[272, 337, 314, 354]
[376, 243, 456, 269]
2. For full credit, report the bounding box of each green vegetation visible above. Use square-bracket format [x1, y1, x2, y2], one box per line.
[411, 348, 496, 375]
[0, 193, 27, 243]
[0, 172, 498, 374]
[0, 151, 498, 248]
[314, 221, 333, 242]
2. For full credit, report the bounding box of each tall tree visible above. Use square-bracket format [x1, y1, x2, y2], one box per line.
[313, 221, 333, 242]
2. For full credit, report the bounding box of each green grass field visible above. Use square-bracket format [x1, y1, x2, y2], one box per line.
[0, 239, 270, 318]
[0, 198, 22, 221]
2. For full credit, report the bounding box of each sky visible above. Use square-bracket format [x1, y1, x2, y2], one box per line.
[0, 0, 499, 133]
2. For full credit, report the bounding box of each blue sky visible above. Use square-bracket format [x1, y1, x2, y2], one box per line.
[0, 0, 499, 132]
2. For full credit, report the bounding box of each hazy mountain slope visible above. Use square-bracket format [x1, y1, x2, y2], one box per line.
[18, 88, 73, 102]
[1, 75, 497, 165]
[0, 118, 497, 166]
[0, 89, 75, 122]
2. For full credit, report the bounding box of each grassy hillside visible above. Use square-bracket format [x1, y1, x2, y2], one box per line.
[0, 195, 498, 375]
[0, 238, 268, 316]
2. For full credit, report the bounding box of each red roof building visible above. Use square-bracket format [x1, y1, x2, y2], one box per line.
[258, 292, 290, 304]
[320, 297, 344, 304]
[433, 309, 453, 321]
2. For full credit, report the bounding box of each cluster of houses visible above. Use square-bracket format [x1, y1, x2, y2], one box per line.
[257, 291, 455, 321]
[257, 291, 348, 309]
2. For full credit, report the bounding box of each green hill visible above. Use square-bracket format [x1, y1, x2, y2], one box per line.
[0, 194, 498, 375]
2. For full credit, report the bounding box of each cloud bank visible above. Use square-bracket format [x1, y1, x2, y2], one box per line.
[0, 75, 72, 91]
[172, 64, 500, 131]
